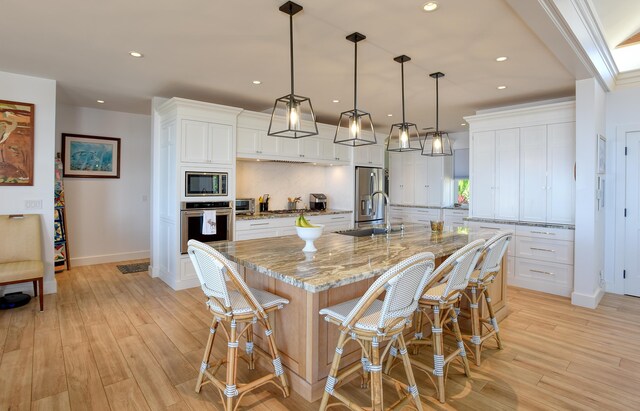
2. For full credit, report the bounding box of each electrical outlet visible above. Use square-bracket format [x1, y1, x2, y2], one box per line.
[25, 200, 42, 209]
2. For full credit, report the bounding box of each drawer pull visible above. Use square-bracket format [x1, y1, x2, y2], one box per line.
[530, 269, 554, 276]
[530, 230, 555, 235]
[331, 217, 345, 220]
[480, 226, 500, 230]
[530, 247, 555, 253]
[250, 222, 270, 226]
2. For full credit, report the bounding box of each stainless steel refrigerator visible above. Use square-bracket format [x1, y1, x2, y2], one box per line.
[355, 166, 386, 227]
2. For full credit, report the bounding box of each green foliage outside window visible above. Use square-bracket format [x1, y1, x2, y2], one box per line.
[457, 179, 470, 204]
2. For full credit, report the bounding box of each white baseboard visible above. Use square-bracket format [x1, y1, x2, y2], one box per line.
[158, 272, 199, 291]
[1, 279, 57, 296]
[571, 287, 605, 309]
[71, 250, 150, 266]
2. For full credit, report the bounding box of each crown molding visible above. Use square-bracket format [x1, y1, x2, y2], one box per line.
[615, 69, 640, 89]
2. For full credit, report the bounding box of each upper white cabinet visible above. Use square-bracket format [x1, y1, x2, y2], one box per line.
[237, 127, 280, 157]
[353, 136, 384, 167]
[466, 101, 576, 225]
[389, 151, 453, 206]
[471, 128, 520, 220]
[181, 120, 233, 165]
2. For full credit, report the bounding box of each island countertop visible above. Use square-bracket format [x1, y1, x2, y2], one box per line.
[208, 225, 497, 293]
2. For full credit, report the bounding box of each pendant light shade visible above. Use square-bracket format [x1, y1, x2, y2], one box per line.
[268, 1, 318, 139]
[422, 72, 453, 156]
[334, 32, 376, 147]
[387, 55, 422, 152]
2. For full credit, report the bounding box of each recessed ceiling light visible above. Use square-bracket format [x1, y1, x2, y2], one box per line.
[387, 114, 393, 117]
[252, 80, 262, 85]
[496, 56, 508, 62]
[332, 99, 340, 103]
[97, 100, 105, 104]
[497, 85, 507, 90]
[423, 1, 439, 12]
[129, 51, 143, 58]
[461, 123, 467, 126]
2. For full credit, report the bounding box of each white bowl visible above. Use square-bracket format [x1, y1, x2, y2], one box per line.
[296, 225, 324, 252]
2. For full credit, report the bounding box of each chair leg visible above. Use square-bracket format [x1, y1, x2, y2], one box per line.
[397, 333, 424, 411]
[469, 286, 482, 366]
[361, 340, 371, 388]
[246, 322, 255, 370]
[450, 308, 471, 377]
[484, 289, 503, 350]
[320, 331, 348, 411]
[369, 337, 384, 411]
[412, 309, 424, 355]
[225, 320, 239, 411]
[262, 316, 290, 397]
[195, 319, 218, 393]
[33, 280, 38, 296]
[432, 305, 446, 403]
[38, 279, 44, 311]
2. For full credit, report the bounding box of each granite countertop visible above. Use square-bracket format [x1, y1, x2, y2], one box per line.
[442, 205, 469, 210]
[208, 225, 497, 293]
[236, 209, 352, 221]
[465, 216, 575, 230]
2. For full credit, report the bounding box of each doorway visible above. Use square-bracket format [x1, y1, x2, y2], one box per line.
[625, 131, 640, 296]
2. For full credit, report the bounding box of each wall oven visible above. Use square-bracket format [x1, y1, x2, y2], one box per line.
[180, 202, 232, 254]
[185, 171, 228, 197]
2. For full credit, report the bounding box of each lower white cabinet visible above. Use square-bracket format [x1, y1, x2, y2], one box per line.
[389, 206, 442, 226]
[443, 208, 468, 228]
[467, 220, 574, 296]
[235, 213, 353, 240]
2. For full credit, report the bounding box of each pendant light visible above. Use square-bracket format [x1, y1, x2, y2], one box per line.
[334, 32, 376, 147]
[268, 1, 318, 139]
[422, 72, 452, 156]
[387, 55, 421, 152]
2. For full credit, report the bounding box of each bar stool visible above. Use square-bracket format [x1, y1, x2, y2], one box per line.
[464, 231, 512, 366]
[319, 252, 436, 411]
[187, 240, 290, 411]
[394, 239, 485, 403]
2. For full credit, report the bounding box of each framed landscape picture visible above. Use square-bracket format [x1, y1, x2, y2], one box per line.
[62, 133, 121, 178]
[0, 99, 35, 185]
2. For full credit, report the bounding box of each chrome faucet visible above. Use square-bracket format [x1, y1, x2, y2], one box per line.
[372, 191, 391, 233]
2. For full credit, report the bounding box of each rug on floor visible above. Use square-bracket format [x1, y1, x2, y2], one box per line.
[117, 262, 150, 274]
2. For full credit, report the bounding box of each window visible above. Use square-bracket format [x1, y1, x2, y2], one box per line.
[456, 178, 469, 205]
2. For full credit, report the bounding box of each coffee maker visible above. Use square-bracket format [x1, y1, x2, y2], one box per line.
[309, 193, 327, 211]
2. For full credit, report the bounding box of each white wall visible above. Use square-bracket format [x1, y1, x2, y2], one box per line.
[0, 71, 57, 294]
[604, 84, 640, 294]
[573, 78, 606, 308]
[55, 105, 151, 266]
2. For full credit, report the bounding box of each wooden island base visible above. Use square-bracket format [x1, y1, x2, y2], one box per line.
[241, 256, 507, 402]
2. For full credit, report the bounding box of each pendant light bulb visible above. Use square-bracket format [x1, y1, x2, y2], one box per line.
[433, 134, 442, 151]
[287, 100, 300, 130]
[349, 115, 361, 138]
[400, 126, 409, 148]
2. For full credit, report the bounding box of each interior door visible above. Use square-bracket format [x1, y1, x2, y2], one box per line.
[625, 131, 640, 296]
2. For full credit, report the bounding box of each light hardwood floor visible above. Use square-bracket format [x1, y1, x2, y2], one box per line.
[1, 261, 639, 410]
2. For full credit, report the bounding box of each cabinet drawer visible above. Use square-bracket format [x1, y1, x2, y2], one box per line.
[515, 237, 574, 265]
[443, 209, 469, 218]
[444, 216, 465, 226]
[514, 258, 573, 287]
[467, 221, 516, 256]
[515, 225, 574, 241]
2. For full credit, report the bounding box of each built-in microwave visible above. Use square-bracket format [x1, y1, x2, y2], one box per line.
[185, 171, 228, 197]
[235, 198, 255, 215]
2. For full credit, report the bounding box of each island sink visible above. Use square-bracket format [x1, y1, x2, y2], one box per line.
[337, 226, 402, 237]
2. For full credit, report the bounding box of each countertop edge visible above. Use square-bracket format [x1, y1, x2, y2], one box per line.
[236, 209, 352, 221]
[464, 217, 575, 230]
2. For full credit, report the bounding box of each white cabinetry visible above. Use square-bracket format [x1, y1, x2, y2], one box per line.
[181, 120, 233, 165]
[354, 138, 384, 167]
[519, 122, 575, 224]
[236, 213, 353, 240]
[389, 152, 453, 207]
[389, 206, 442, 225]
[466, 101, 575, 225]
[237, 127, 280, 157]
[471, 128, 520, 220]
[443, 208, 468, 228]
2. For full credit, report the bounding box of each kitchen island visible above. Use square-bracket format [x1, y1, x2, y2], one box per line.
[208, 225, 507, 401]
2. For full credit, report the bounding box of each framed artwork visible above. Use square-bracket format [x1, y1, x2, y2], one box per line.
[597, 134, 606, 174]
[0, 99, 35, 185]
[62, 133, 121, 178]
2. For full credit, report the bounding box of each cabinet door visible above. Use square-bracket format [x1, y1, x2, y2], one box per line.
[181, 120, 210, 163]
[299, 138, 321, 160]
[279, 138, 300, 158]
[334, 143, 352, 163]
[471, 131, 496, 218]
[413, 157, 429, 205]
[354, 146, 369, 165]
[546, 122, 575, 224]
[519, 125, 548, 222]
[319, 138, 335, 161]
[237, 127, 259, 155]
[369, 145, 384, 167]
[389, 153, 404, 205]
[401, 160, 415, 205]
[208, 123, 233, 164]
[259, 133, 280, 156]
[426, 156, 443, 207]
[495, 128, 520, 220]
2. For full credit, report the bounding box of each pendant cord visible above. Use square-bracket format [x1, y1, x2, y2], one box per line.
[401, 62, 406, 126]
[353, 40, 358, 113]
[289, 12, 295, 97]
[435, 75, 439, 132]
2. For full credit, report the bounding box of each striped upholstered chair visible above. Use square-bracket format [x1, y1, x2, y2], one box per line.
[464, 231, 512, 365]
[397, 239, 485, 403]
[187, 240, 290, 411]
[319, 252, 436, 411]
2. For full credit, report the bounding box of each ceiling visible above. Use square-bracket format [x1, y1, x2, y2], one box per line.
[0, 0, 578, 133]
[590, 0, 640, 73]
